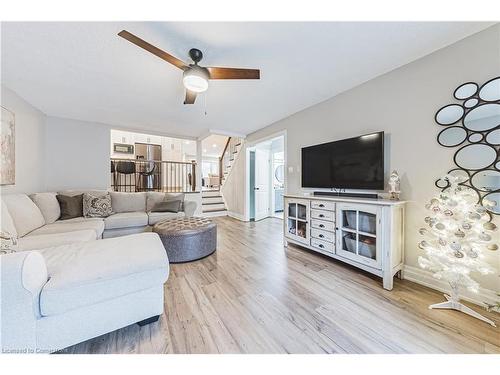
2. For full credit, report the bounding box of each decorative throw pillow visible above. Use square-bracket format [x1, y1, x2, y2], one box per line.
[83, 192, 113, 218]
[56, 194, 83, 220]
[151, 200, 181, 213]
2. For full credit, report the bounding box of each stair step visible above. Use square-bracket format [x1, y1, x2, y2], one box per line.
[202, 205, 226, 213]
[202, 190, 221, 198]
[202, 197, 224, 204]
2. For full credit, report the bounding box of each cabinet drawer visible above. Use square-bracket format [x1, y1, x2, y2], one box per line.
[311, 238, 334, 253]
[311, 219, 335, 232]
[311, 200, 335, 211]
[311, 209, 335, 221]
[311, 228, 335, 243]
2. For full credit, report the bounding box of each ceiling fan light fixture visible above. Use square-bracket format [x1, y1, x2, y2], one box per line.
[183, 66, 209, 93]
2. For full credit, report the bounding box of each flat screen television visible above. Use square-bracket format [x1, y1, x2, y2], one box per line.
[301, 131, 384, 190]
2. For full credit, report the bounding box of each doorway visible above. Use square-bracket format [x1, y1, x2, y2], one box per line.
[248, 134, 285, 221]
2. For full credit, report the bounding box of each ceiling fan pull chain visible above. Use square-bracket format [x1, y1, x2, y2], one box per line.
[204, 91, 208, 116]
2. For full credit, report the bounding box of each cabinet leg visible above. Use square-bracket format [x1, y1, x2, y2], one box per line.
[383, 275, 393, 290]
[397, 269, 404, 279]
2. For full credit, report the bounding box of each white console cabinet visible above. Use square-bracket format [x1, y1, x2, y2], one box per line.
[284, 194, 406, 290]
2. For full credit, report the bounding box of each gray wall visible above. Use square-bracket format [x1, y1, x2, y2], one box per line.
[44, 116, 111, 191]
[1, 86, 46, 194]
[246, 25, 500, 291]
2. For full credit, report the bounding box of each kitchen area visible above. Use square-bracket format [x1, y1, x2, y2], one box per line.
[110, 129, 199, 193]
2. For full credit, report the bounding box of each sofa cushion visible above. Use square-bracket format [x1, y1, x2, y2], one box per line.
[83, 192, 113, 218]
[148, 211, 185, 225]
[39, 232, 169, 316]
[57, 194, 84, 220]
[104, 212, 148, 229]
[28, 218, 105, 239]
[151, 200, 181, 213]
[146, 192, 184, 212]
[1, 199, 18, 237]
[30, 192, 61, 224]
[14, 230, 97, 252]
[110, 192, 146, 213]
[2, 194, 46, 237]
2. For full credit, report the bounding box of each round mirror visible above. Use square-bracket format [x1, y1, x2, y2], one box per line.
[479, 76, 500, 102]
[437, 126, 467, 147]
[463, 103, 500, 131]
[435, 178, 449, 189]
[482, 192, 500, 215]
[468, 133, 483, 143]
[454, 144, 497, 170]
[496, 161, 500, 171]
[471, 170, 500, 192]
[274, 164, 284, 183]
[454, 82, 478, 99]
[448, 168, 470, 182]
[435, 104, 464, 125]
[485, 129, 500, 145]
[464, 98, 479, 108]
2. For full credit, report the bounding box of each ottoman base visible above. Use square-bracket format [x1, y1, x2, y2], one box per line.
[153, 218, 217, 263]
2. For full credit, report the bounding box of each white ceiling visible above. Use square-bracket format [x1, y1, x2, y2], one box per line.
[202, 134, 228, 158]
[1, 22, 494, 138]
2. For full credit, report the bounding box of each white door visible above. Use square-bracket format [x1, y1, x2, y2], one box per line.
[254, 146, 271, 221]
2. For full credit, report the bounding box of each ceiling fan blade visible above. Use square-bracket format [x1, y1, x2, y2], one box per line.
[118, 30, 188, 70]
[184, 90, 197, 105]
[207, 67, 260, 80]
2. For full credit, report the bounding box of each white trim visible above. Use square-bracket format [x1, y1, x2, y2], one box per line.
[201, 210, 228, 218]
[227, 211, 246, 221]
[403, 265, 498, 307]
[209, 128, 247, 139]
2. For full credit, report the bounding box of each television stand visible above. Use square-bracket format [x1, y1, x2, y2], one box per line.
[284, 194, 406, 290]
[314, 191, 379, 199]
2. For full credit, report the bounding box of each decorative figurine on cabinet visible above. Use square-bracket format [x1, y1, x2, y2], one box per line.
[388, 170, 401, 200]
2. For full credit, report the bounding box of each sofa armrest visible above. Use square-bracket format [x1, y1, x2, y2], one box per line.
[1, 251, 48, 353]
[183, 201, 197, 217]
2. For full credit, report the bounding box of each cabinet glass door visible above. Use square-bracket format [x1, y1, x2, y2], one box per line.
[285, 199, 309, 244]
[337, 204, 380, 268]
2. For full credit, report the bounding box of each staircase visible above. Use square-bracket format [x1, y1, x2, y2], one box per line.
[201, 136, 244, 218]
[220, 137, 243, 186]
[201, 189, 227, 217]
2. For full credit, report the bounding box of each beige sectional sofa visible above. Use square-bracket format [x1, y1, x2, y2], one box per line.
[0, 190, 196, 353]
[1, 190, 197, 251]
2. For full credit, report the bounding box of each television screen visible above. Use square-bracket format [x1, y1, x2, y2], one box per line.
[301, 132, 384, 190]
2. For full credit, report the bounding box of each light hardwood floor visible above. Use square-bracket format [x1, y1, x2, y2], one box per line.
[66, 217, 499, 354]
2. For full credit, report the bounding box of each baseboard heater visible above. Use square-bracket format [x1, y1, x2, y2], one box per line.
[313, 191, 379, 199]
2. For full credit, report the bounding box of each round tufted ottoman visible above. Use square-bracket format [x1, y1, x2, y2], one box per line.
[152, 217, 217, 263]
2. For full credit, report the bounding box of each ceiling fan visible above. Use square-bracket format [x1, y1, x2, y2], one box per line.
[118, 30, 260, 105]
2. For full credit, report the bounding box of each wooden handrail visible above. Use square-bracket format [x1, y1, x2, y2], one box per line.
[219, 137, 231, 186]
[111, 157, 195, 166]
[221, 137, 231, 159]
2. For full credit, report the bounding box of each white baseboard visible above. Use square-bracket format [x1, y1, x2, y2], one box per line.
[403, 265, 498, 307]
[201, 210, 228, 218]
[227, 211, 246, 221]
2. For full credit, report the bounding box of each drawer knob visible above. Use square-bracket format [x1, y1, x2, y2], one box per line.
[319, 224, 324, 228]
[319, 204, 324, 207]
[319, 244, 324, 248]
[319, 234, 324, 238]
[319, 214, 324, 217]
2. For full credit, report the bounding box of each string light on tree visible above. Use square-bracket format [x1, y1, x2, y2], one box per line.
[418, 174, 498, 326]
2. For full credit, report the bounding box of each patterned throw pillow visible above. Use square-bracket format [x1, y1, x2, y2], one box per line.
[83, 192, 113, 218]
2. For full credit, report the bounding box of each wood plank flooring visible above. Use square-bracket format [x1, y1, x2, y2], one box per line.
[66, 217, 500, 354]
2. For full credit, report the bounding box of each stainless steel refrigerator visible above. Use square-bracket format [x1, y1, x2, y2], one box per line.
[135, 143, 162, 191]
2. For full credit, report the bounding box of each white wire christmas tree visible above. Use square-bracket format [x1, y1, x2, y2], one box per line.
[418, 174, 498, 326]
